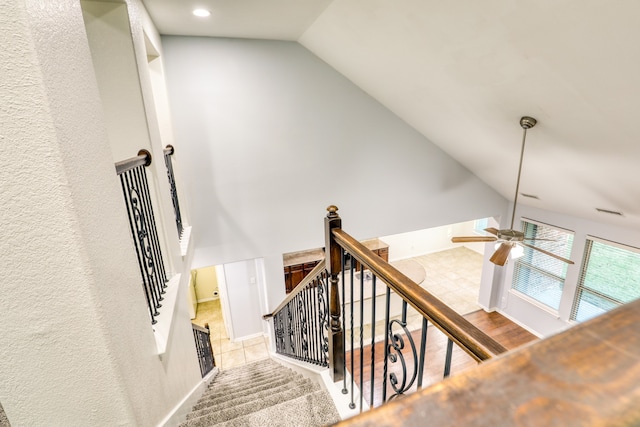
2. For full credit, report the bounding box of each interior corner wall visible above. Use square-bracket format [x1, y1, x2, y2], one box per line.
[161, 36, 508, 310]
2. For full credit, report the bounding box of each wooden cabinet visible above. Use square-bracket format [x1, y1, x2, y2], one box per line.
[283, 239, 389, 293]
[283, 261, 323, 293]
[283, 248, 324, 294]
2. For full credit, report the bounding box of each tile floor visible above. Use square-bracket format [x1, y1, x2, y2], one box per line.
[192, 299, 270, 370]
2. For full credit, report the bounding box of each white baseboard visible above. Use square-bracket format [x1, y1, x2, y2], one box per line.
[158, 369, 218, 427]
[496, 310, 544, 338]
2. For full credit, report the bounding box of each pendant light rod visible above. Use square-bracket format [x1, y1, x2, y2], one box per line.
[509, 116, 537, 230]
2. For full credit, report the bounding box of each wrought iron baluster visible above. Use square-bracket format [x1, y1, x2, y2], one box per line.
[163, 145, 183, 237]
[349, 256, 355, 409]
[119, 172, 156, 323]
[443, 338, 454, 378]
[359, 263, 365, 413]
[417, 317, 428, 389]
[133, 167, 164, 305]
[370, 275, 377, 407]
[386, 300, 419, 401]
[137, 165, 167, 285]
[341, 250, 348, 395]
[382, 286, 391, 402]
[124, 169, 161, 317]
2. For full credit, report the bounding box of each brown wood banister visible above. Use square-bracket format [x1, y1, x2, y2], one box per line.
[332, 228, 507, 362]
[264, 259, 327, 319]
[333, 297, 640, 426]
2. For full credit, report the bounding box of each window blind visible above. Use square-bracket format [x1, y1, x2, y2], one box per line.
[571, 238, 640, 322]
[511, 220, 574, 311]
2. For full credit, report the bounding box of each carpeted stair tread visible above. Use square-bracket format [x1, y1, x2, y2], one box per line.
[180, 359, 340, 427]
[210, 390, 340, 427]
[185, 381, 320, 423]
[194, 376, 310, 410]
[199, 371, 298, 399]
[206, 366, 294, 388]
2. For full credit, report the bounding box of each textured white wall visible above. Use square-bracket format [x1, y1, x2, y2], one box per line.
[1, 0, 139, 424]
[161, 37, 508, 311]
[0, 1, 202, 425]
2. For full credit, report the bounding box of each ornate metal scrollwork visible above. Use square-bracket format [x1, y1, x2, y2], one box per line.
[298, 297, 309, 360]
[274, 311, 285, 354]
[317, 272, 330, 365]
[386, 318, 419, 400]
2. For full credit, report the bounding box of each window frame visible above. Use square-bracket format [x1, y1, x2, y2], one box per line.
[509, 218, 575, 313]
[570, 236, 640, 322]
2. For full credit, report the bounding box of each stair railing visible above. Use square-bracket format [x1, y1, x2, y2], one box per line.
[192, 323, 216, 377]
[266, 205, 507, 412]
[265, 260, 331, 367]
[325, 205, 506, 411]
[162, 145, 184, 238]
[336, 296, 640, 426]
[115, 150, 168, 324]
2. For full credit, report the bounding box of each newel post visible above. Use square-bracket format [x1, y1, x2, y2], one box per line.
[325, 205, 345, 382]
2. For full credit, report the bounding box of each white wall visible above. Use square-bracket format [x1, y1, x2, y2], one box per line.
[0, 1, 204, 425]
[380, 219, 488, 262]
[480, 204, 640, 337]
[161, 36, 508, 312]
[223, 259, 265, 339]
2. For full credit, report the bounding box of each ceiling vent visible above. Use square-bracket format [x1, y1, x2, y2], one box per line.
[596, 208, 623, 216]
[520, 193, 539, 200]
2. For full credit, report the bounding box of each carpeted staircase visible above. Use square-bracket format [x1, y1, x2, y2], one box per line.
[180, 359, 340, 427]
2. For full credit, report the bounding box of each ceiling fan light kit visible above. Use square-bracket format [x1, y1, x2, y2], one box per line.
[451, 116, 575, 267]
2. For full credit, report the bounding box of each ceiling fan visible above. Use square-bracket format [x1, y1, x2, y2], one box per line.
[451, 116, 574, 267]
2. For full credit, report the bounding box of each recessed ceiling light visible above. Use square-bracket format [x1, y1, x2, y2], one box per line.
[192, 9, 211, 17]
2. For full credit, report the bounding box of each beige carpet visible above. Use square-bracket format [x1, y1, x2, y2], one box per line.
[180, 359, 340, 427]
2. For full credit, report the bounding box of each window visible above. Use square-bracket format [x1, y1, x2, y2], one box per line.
[571, 238, 640, 322]
[473, 217, 489, 235]
[511, 220, 574, 311]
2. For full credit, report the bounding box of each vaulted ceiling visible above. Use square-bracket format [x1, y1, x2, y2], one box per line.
[143, 0, 640, 229]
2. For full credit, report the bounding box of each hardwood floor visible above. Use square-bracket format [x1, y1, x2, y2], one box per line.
[344, 309, 537, 408]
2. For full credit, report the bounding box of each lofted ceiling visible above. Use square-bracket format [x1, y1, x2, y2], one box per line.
[143, 0, 640, 230]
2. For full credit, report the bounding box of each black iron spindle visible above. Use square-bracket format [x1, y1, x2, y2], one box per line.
[349, 257, 356, 409]
[163, 145, 184, 237]
[382, 286, 391, 402]
[417, 318, 428, 389]
[192, 323, 215, 377]
[359, 263, 365, 412]
[443, 338, 454, 378]
[370, 275, 377, 407]
[115, 151, 170, 325]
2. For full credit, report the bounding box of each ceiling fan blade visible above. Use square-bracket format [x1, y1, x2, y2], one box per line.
[451, 236, 497, 243]
[521, 242, 575, 265]
[484, 227, 499, 236]
[490, 242, 513, 266]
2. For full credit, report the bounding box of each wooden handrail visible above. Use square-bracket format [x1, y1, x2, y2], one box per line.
[334, 297, 640, 426]
[332, 228, 507, 362]
[115, 149, 152, 175]
[263, 258, 327, 320]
